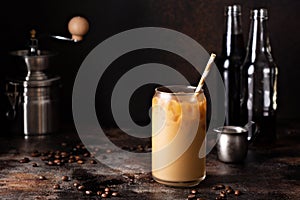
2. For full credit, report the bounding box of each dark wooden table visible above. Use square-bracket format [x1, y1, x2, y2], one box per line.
[0, 121, 299, 200]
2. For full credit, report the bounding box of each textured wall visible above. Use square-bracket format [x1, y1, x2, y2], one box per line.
[0, 0, 299, 128]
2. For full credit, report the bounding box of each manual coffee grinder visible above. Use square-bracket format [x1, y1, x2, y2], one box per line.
[5, 16, 89, 135]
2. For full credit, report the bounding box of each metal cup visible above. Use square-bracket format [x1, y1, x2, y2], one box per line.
[214, 122, 257, 163]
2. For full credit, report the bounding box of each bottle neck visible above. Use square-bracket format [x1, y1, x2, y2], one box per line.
[246, 10, 273, 62]
[222, 13, 244, 56]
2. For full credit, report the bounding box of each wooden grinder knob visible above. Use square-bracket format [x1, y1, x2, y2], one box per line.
[68, 16, 89, 42]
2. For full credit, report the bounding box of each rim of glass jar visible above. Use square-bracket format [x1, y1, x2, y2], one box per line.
[155, 85, 204, 96]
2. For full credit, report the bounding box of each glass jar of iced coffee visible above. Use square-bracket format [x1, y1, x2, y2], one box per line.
[152, 85, 206, 187]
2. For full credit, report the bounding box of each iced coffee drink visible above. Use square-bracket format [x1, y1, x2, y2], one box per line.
[152, 85, 206, 187]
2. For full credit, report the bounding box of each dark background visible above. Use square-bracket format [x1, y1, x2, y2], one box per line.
[0, 0, 299, 129]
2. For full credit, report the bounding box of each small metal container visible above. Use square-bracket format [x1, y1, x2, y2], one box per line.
[214, 125, 251, 163]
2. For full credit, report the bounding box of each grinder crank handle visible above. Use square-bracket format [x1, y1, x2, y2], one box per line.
[51, 16, 89, 42]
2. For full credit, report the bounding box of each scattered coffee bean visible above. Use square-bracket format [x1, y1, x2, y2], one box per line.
[54, 155, 61, 159]
[188, 194, 196, 199]
[40, 156, 48, 161]
[191, 189, 197, 194]
[19, 157, 30, 163]
[226, 188, 234, 194]
[96, 191, 102, 196]
[73, 182, 79, 187]
[90, 159, 97, 164]
[234, 190, 241, 196]
[215, 196, 222, 200]
[83, 152, 90, 157]
[216, 184, 225, 189]
[38, 175, 46, 180]
[77, 185, 85, 191]
[53, 184, 60, 189]
[212, 186, 218, 190]
[31, 151, 41, 157]
[47, 161, 54, 166]
[225, 185, 231, 190]
[32, 163, 38, 167]
[61, 176, 69, 181]
[111, 192, 118, 197]
[61, 152, 69, 158]
[101, 193, 108, 198]
[75, 156, 81, 161]
[68, 159, 75, 163]
[104, 187, 110, 192]
[85, 190, 93, 195]
[54, 159, 61, 164]
[219, 191, 226, 198]
[77, 160, 84, 164]
[61, 142, 67, 147]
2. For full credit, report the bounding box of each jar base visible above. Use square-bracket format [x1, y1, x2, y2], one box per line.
[152, 175, 206, 187]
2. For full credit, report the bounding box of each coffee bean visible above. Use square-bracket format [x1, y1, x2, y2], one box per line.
[216, 184, 225, 189]
[73, 182, 79, 187]
[77, 160, 84, 164]
[196, 198, 205, 200]
[83, 152, 90, 157]
[101, 193, 108, 198]
[38, 175, 46, 180]
[226, 188, 234, 194]
[54, 159, 61, 164]
[68, 159, 75, 163]
[54, 155, 61, 159]
[188, 194, 196, 199]
[61, 142, 67, 147]
[191, 189, 197, 194]
[61, 176, 69, 181]
[31, 152, 41, 157]
[212, 186, 218, 190]
[47, 161, 54, 166]
[104, 187, 110, 192]
[40, 156, 48, 161]
[85, 190, 92, 195]
[90, 159, 97, 164]
[32, 163, 38, 167]
[225, 185, 231, 190]
[53, 184, 60, 189]
[96, 191, 102, 196]
[20, 157, 30, 163]
[219, 191, 226, 198]
[215, 196, 222, 200]
[60, 152, 69, 158]
[234, 190, 241, 196]
[111, 192, 118, 197]
[77, 185, 85, 191]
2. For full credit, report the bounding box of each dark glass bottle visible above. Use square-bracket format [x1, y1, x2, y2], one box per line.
[240, 8, 278, 144]
[217, 5, 246, 126]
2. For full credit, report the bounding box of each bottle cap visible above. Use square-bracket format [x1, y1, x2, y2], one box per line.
[225, 5, 241, 16]
[251, 8, 268, 20]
